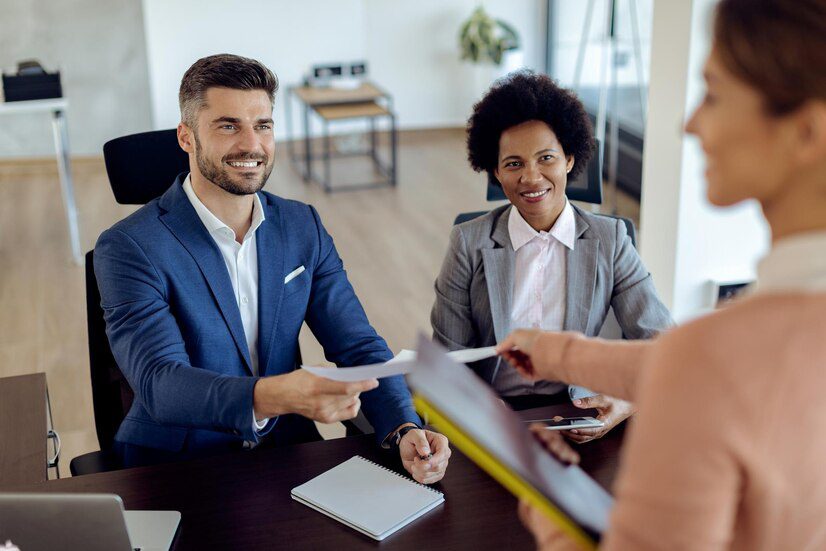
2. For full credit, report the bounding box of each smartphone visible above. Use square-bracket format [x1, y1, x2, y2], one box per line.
[525, 416, 605, 431]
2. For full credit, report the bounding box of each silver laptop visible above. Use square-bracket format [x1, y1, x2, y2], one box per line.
[0, 493, 180, 551]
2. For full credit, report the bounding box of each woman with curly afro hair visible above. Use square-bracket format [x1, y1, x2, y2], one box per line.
[431, 71, 672, 441]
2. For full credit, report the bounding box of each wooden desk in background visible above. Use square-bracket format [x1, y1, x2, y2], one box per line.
[285, 81, 397, 192]
[0, 373, 48, 487]
[291, 81, 387, 106]
[8, 403, 624, 549]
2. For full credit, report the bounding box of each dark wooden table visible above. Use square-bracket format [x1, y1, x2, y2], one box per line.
[9, 404, 624, 550]
[0, 373, 47, 486]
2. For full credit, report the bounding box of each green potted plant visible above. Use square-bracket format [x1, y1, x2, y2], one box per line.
[459, 6, 521, 66]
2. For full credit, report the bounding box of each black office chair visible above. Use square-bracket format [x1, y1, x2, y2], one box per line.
[70, 130, 188, 476]
[71, 129, 371, 475]
[69, 251, 135, 475]
[103, 129, 189, 204]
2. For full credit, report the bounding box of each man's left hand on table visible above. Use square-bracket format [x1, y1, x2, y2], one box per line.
[398, 427, 451, 484]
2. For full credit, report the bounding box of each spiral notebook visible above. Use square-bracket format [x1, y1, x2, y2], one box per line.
[291, 455, 444, 541]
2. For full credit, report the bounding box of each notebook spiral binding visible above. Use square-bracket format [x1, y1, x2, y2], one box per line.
[355, 456, 444, 496]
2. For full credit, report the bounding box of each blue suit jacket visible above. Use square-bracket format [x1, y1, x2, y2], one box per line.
[95, 174, 420, 454]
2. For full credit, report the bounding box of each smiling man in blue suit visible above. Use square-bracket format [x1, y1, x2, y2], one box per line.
[95, 54, 450, 484]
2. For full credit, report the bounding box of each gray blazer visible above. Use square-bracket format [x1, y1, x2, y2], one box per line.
[431, 204, 673, 392]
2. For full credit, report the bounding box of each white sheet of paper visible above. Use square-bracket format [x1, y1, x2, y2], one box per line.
[447, 346, 498, 363]
[301, 346, 499, 382]
[389, 346, 498, 364]
[301, 360, 415, 382]
[386, 349, 417, 364]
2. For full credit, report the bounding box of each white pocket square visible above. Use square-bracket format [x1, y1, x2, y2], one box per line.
[284, 265, 305, 284]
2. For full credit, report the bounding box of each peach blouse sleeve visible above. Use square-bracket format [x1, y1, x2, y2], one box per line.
[533, 335, 654, 401]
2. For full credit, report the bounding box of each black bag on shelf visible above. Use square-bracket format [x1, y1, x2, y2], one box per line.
[2, 60, 63, 102]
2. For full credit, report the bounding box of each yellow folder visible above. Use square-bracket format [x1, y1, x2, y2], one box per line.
[413, 394, 597, 550]
[405, 336, 612, 550]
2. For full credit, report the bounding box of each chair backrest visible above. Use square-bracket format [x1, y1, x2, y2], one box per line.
[103, 129, 189, 205]
[85, 250, 133, 449]
[85, 129, 187, 449]
[602, 214, 636, 248]
[486, 139, 604, 205]
[453, 210, 489, 226]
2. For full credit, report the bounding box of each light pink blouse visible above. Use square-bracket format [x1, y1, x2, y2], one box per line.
[536, 231, 826, 550]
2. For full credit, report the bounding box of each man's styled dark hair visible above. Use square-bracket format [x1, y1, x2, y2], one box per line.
[178, 53, 279, 128]
[466, 70, 595, 182]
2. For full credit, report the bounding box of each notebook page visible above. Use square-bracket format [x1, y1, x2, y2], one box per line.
[291, 456, 443, 538]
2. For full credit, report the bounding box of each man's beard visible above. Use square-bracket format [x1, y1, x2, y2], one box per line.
[193, 132, 273, 196]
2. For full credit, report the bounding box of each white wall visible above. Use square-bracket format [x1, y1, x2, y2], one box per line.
[638, 0, 769, 322]
[142, 0, 366, 140]
[0, 0, 152, 158]
[363, 0, 547, 127]
[141, 0, 547, 139]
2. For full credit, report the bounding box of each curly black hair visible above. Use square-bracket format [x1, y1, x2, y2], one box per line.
[466, 70, 595, 181]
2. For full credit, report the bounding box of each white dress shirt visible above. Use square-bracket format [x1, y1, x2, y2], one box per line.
[494, 202, 576, 396]
[754, 230, 826, 294]
[182, 176, 269, 433]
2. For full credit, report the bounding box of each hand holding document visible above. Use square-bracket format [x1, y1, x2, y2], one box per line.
[405, 336, 612, 547]
[301, 360, 415, 382]
[301, 346, 500, 382]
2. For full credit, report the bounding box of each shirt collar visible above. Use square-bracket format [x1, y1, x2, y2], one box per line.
[508, 201, 576, 252]
[754, 230, 826, 294]
[182, 174, 265, 241]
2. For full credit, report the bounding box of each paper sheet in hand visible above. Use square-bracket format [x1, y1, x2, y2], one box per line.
[301, 360, 415, 382]
[446, 346, 498, 363]
[301, 346, 498, 382]
[389, 346, 498, 364]
[405, 336, 613, 548]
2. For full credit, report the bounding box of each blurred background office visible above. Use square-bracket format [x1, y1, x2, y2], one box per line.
[0, 0, 768, 479]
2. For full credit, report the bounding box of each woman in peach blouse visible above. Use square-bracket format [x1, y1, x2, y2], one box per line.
[499, 0, 826, 549]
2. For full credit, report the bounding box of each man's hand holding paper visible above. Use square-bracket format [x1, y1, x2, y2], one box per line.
[253, 369, 378, 424]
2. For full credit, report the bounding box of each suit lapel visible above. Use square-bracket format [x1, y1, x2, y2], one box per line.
[158, 176, 253, 374]
[256, 195, 286, 377]
[483, 208, 515, 343]
[564, 207, 598, 332]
